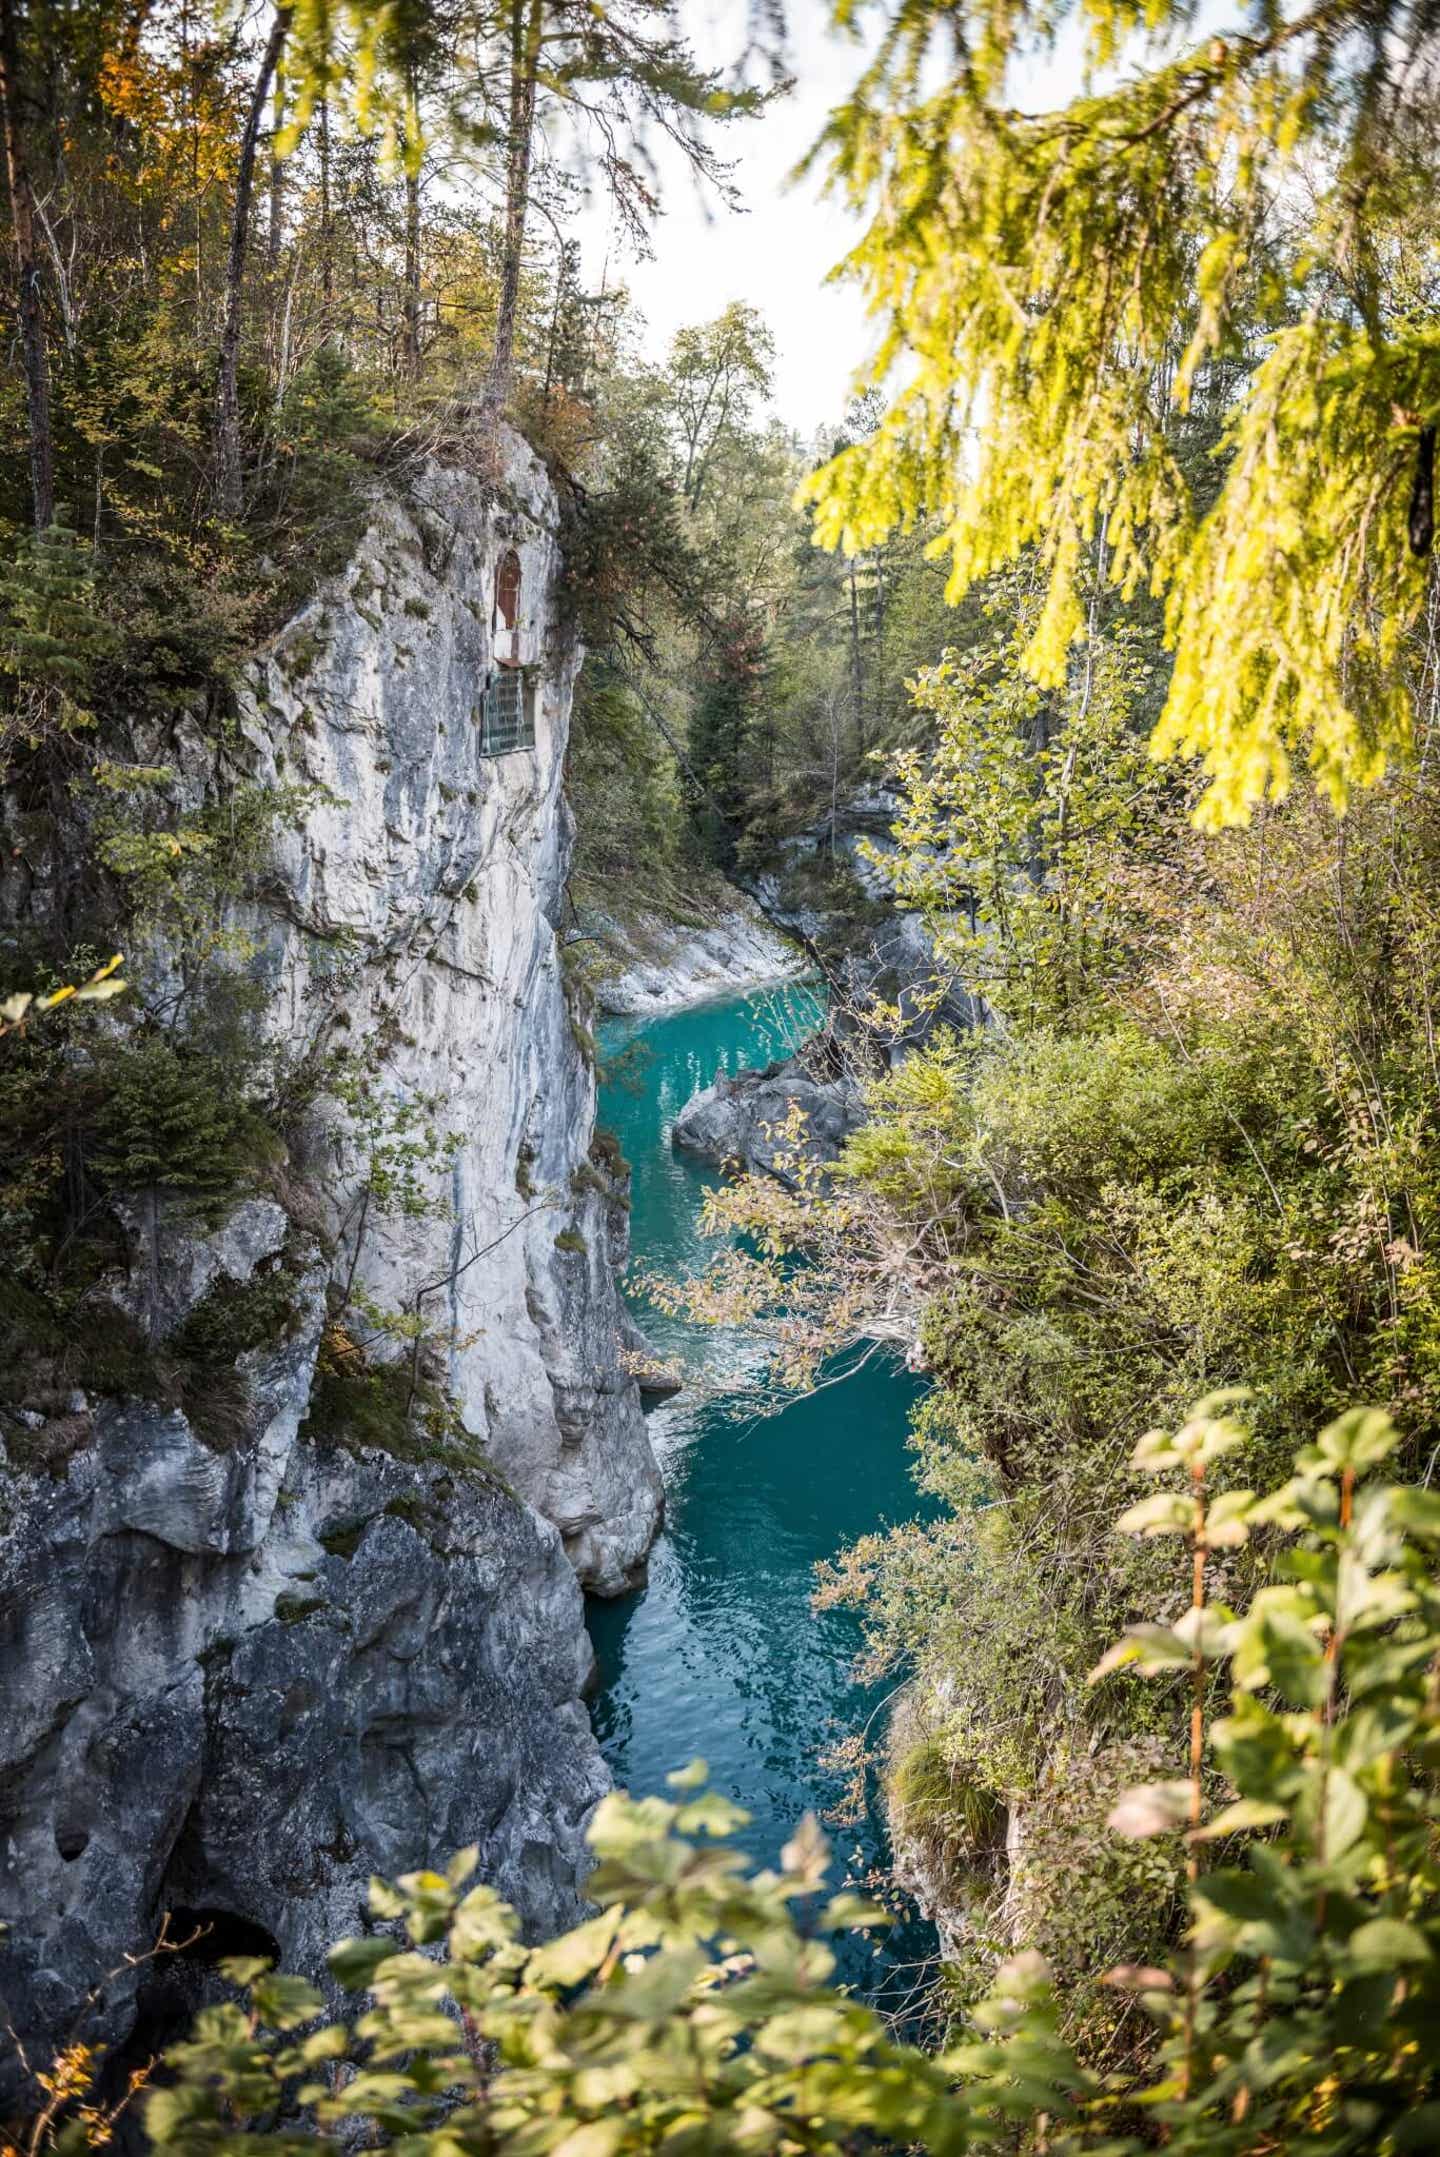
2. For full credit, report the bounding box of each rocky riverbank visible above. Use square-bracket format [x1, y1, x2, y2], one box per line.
[667, 788, 986, 1185]
[584, 890, 805, 1016]
[671, 1041, 865, 1183]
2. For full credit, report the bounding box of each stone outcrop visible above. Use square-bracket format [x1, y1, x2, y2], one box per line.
[668, 787, 987, 1187]
[0, 429, 659, 2086]
[586, 891, 804, 1016]
[671, 1047, 865, 1184]
[0, 1197, 605, 2081]
[236, 437, 661, 1596]
[746, 786, 985, 1061]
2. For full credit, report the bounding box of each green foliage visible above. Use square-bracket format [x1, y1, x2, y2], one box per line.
[298, 1318, 492, 1480]
[88, 771, 318, 959]
[331, 1060, 462, 1224]
[589, 1125, 630, 1181]
[0, 1250, 305, 1462]
[90, 1038, 272, 1208]
[169, 1265, 301, 1372]
[689, 617, 771, 862]
[0, 523, 116, 757]
[2, 1014, 273, 1298]
[668, 304, 776, 514]
[147, 1771, 1070, 2156]
[566, 667, 692, 918]
[804, 0, 1440, 825]
[128, 1401, 1440, 2152]
[878, 604, 1178, 1021]
[889, 1736, 1006, 1880]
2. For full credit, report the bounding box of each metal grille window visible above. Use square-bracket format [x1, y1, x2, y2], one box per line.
[479, 668, 536, 755]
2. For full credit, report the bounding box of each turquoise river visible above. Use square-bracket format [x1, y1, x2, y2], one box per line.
[588, 982, 937, 2008]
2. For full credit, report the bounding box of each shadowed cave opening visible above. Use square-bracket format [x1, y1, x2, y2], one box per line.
[97, 1904, 284, 2145]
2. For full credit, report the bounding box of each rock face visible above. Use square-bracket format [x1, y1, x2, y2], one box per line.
[0, 1198, 605, 2083]
[0, 431, 658, 2085]
[588, 892, 804, 1016]
[237, 437, 661, 1597]
[671, 1050, 865, 1184]
[668, 787, 986, 1188]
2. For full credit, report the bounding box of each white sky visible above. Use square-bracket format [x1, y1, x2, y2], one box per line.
[571, 0, 1087, 436]
[570, 0, 871, 434]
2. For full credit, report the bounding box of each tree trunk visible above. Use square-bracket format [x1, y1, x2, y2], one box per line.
[483, 0, 542, 426]
[401, 164, 421, 377]
[266, 70, 284, 270]
[0, 0, 53, 529]
[847, 556, 866, 756]
[215, 4, 290, 518]
[318, 93, 332, 328]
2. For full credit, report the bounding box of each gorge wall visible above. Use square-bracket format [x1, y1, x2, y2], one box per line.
[0, 431, 661, 2076]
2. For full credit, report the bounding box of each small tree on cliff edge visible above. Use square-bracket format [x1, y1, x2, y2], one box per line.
[478, 0, 766, 427]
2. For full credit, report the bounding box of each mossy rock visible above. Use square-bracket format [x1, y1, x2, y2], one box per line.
[589, 1126, 630, 1181]
[2, 1246, 306, 1463]
[890, 1739, 1006, 1882]
[298, 1322, 502, 1488]
[318, 1516, 368, 1560]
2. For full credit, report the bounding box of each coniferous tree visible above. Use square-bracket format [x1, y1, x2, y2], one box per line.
[688, 614, 768, 861]
[476, 0, 764, 422]
[805, 0, 1440, 827]
[0, 0, 51, 528]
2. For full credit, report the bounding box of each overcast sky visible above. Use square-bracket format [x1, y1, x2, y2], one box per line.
[570, 0, 1084, 437]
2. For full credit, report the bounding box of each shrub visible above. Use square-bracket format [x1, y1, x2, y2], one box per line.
[119, 1398, 1440, 2156]
[889, 1737, 1006, 1880]
[298, 1320, 493, 1482]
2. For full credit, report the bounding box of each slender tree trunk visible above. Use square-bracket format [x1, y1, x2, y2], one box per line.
[318, 93, 332, 328]
[0, 0, 53, 529]
[266, 70, 284, 271]
[398, 62, 422, 380]
[541, 261, 562, 404]
[273, 251, 298, 415]
[846, 555, 865, 755]
[401, 166, 421, 377]
[483, 0, 542, 426]
[215, 4, 290, 518]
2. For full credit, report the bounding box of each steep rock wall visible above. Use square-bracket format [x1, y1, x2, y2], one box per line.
[0, 1200, 605, 2080]
[236, 436, 661, 1595]
[0, 431, 660, 2080]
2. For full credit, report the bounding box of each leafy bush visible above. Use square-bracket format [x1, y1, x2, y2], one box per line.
[115, 1398, 1440, 2154]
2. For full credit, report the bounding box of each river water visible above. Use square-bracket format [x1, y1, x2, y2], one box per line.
[588, 982, 937, 2007]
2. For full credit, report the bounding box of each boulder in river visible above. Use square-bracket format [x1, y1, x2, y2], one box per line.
[671, 1047, 865, 1186]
